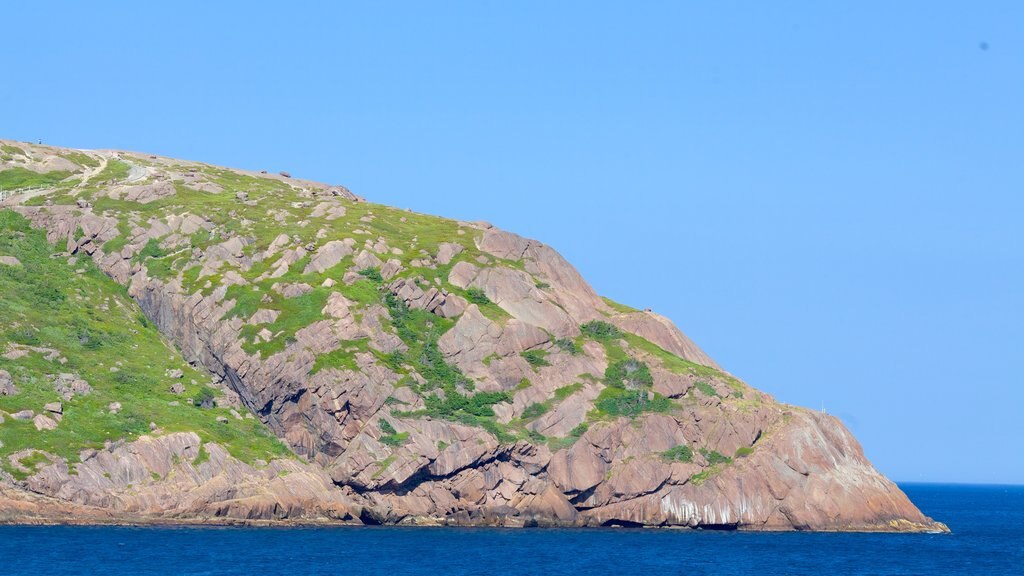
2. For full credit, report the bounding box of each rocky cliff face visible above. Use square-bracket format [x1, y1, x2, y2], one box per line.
[0, 140, 946, 531]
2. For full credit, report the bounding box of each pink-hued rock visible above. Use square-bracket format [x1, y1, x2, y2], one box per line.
[0, 140, 945, 532]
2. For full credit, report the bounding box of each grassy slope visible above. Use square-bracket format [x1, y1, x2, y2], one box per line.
[3, 157, 754, 471]
[0, 211, 290, 479]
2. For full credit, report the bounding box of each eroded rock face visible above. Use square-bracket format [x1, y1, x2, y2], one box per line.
[0, 141, 945, 532]
[8, 433, 361, 523]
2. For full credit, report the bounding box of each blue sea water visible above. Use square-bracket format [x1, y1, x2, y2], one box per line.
[1, 484, 1020, 575]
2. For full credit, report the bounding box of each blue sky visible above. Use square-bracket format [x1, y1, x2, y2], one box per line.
[3, 1, 1021, 484]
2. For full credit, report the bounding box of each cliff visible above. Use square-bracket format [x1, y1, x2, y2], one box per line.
[0, 140, 946, 531]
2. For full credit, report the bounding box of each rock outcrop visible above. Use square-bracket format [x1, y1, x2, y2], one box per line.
[0, 140, 946, 532]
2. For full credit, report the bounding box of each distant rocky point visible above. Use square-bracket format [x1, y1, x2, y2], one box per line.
[0, 139, 946, 531]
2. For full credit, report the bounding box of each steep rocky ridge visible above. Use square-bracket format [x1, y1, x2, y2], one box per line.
[0, 140, 946, 531]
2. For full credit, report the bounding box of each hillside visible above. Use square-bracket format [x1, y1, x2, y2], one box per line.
[0, 140, 945, 530]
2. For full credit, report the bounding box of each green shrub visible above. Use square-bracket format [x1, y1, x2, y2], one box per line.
[358, 267, 383, 283]
[580, 320, 622, 340]
[195, 388, 216, 409]
[735, 446, 753, 458]
[522, 402, 549, 420]
[466, 287, 490, 304]
[420, 390, 512, 419]
[521, 349, 550, 369]
[553, 338, 581, 355]
[700, 448, 732, 465]
[379, 419, 397, 435]
[594, 387, 670, 417]
[604, 359, 653, 389]
[569, 422, 589, 437]
[663, 445, 694, 463]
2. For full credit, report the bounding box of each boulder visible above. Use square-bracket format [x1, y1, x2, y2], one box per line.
[33, 414, 58, 431]
[304, 239, 354, 274]
[0, 370, 16, 396]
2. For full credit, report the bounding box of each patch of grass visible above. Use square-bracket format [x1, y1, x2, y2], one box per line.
[91, 159, 130, 184]
[521, 349, 550, 369]
[734, 446, 753, 458]
[695, 381, 719, 398]
[60, 151, 101, 168]
[378, 420, 409, 446]
[601, 297, 640, 314]
[310, 339, 370, 374]
[372, 455, 397, 479]
[0, 168, 72, 190]
[192, 444, 210, 466]
[553, 382, 583, 401]
[0, 211, 291, 467]
[662, 445, 694, 463]
[689, 467, 719, 486]
[547, 422, 589, 451]
[135, 238, 167, 261]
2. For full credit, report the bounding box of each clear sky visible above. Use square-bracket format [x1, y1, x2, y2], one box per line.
[3, 1, 1021, 484]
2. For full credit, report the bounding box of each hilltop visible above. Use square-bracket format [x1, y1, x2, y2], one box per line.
[0, 140, 945, 531]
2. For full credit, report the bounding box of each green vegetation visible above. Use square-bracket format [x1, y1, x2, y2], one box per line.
[358, 267, 383, 283]
[310, 340, 369, 374]
[621, 333, 745, 398]
[91, 159, 130, 184]
[465, 287, 491, 305]
[695, 381, 719, 398]
[580, 320, 622, 340]
[553, 382, 583, 401]
[591, 357, 671, 417]
[0, 211, 291, 474]
[372, 455, 397, 479]
[378, 420, 409, 446]
[662, 445, 694, 463]
[604, 358, 653, 389]
[1, 144, 25, 157]
[547, 422, 589, 451]
[701, 448, 732, 466]
[0, 168, 72, 190]
[593, 387, 671, 417]
[601, 297, 640, 314]
[689, 468, 717, 485]
[60, 151, 101, 168]
[735, 446, 753, 458]
[553, 337, 581, 355]
[520, 349, 550, 369]
[521, 402, 549, 420]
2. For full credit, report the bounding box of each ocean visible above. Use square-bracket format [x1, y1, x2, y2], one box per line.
[1, 484, 1020, 575]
